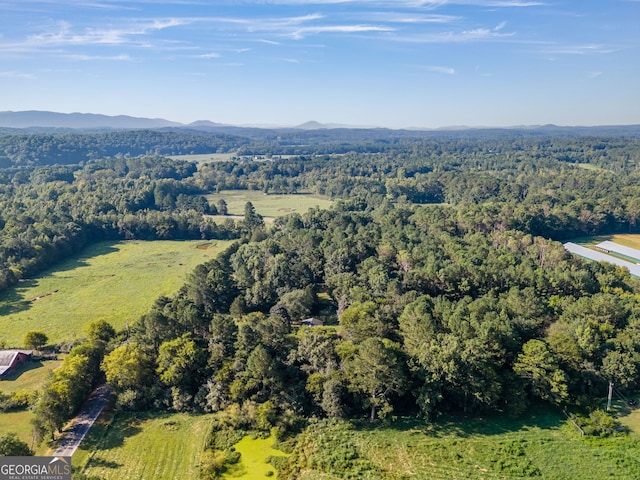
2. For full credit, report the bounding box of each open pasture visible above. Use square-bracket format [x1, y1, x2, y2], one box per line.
[574, 233, 640, 250]
[169, 153, 236, 164]
[0, 240, 231, 347]
[0, 358, 63, 394]
[294, 409, 640, 480]
[206, 190, 333, 219]
[78, 411, 213, 480]
[64, 405, 640, 480]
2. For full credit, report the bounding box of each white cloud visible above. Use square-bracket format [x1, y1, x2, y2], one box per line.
[392, 23, 514, 43]
[0, 71, 35, 79]
[362, 12, 460, 24]
[542, 44, 615, 55]
[288, 24, 393, 39]
[59, 53, 132, 60]
[424, 65, 456, 74]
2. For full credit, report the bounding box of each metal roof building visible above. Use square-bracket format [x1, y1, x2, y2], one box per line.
[596, 240, 640, 262]
[563, 242, 640, 277]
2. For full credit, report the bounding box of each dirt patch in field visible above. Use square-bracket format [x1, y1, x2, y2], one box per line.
[29, 290, 59, 302]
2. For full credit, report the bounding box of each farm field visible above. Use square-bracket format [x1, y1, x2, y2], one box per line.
[574, 233, 640, 250]
[205, 190, 333, 219]
[78, 411, 213, 480]
[0, 410, 39, 452]
[169, 153, 236, 163]
[70, 405, 640, 480]
[294, 409, 640, 480]
[0, 357, 63, 394]
[0, 239, 232, 347]
[0, 358, 63, 450]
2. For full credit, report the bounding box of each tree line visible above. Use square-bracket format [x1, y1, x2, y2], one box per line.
[1, 132, 640, 457]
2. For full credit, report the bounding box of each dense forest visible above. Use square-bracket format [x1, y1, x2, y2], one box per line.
[3, 128, 640, 476]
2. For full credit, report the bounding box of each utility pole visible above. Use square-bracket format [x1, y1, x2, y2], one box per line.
[607, 381, 614, 412]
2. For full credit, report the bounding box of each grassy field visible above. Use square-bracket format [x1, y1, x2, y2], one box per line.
[293, 409, 640, 480]
[223, 434, 289, 479]
[169, 153, 236, 164]
[0, 358, 63, 451]
[0, 239, 232, 347]
[0, 358, 63, 394]
[205, 190, 333, 219]
[574, 233, 640, 250]
[79, 411, 213, 480]
[63, 402, 640, 480]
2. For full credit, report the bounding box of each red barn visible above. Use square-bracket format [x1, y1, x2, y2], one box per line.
[0, 350, 33, 378]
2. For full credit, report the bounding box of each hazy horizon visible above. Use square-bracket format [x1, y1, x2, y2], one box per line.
[1, 1, 639, 129]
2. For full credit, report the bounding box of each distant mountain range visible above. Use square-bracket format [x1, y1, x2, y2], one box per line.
[0, 110, 349, 131]
[0, 110, 639, 136]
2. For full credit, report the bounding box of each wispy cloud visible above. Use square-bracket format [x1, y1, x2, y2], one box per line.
[288, 24, 393, 40]
[0, 71, 35, 79]
[362, 12, 460, 24]
[423, 65, 456, 74]
[243, 0, 542, 5]
[391, 22, 514, 43]
[5, 18, 188, 51]
[588, 71, 603, 78]
[542, 44, 615, 55]
[59, 53, 132, 60]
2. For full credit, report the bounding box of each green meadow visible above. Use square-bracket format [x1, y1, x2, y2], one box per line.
[205, 190, 333, 219]
[291, 409, 640, 480]
[169, 153, 236, 164]
[79, 411, 213, 480]
[72, 406, 640, 480]
[223, 434, 289, 479]
[0, 240, 232, 347]
[0, 358, 64, 449]
[0, 358, 63, 394]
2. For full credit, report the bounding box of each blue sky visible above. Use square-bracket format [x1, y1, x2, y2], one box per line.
[1, 0, 638, 128]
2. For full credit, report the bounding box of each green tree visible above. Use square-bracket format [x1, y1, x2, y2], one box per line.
[102, 343, 156, 409]
[156, 334, 208, 408]
[24, 330, 48, 351]
[0, 432, 32, 456]
[514, 339, 569, 405]
[217, 199, 228, 216]
[344, 337, 407, 421]
[339, 301, 388, 343]
[85, 320, 116, 345]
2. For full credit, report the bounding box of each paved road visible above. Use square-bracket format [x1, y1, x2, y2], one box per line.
[53, 384, 112, 457]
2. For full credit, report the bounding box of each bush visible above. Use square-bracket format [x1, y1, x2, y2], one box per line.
[574, 410, 621, 437]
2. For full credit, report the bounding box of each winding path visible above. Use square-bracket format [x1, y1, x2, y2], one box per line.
[53, 384, 112, 457]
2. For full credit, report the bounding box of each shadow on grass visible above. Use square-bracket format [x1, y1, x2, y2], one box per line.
[0, 359, 45, 381]
[85, 457, 123, 470]
[0, 241, 120, 318]
[356, 405, 565, 438]
[79, 410, 145, 456]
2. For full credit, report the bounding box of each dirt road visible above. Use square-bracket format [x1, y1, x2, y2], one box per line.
[53, 384, 112, 457]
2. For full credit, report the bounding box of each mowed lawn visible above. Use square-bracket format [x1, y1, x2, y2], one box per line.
[206, 190, 333, 219]
[79, 412, 213, 480]
[0, 240, 232, 347]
